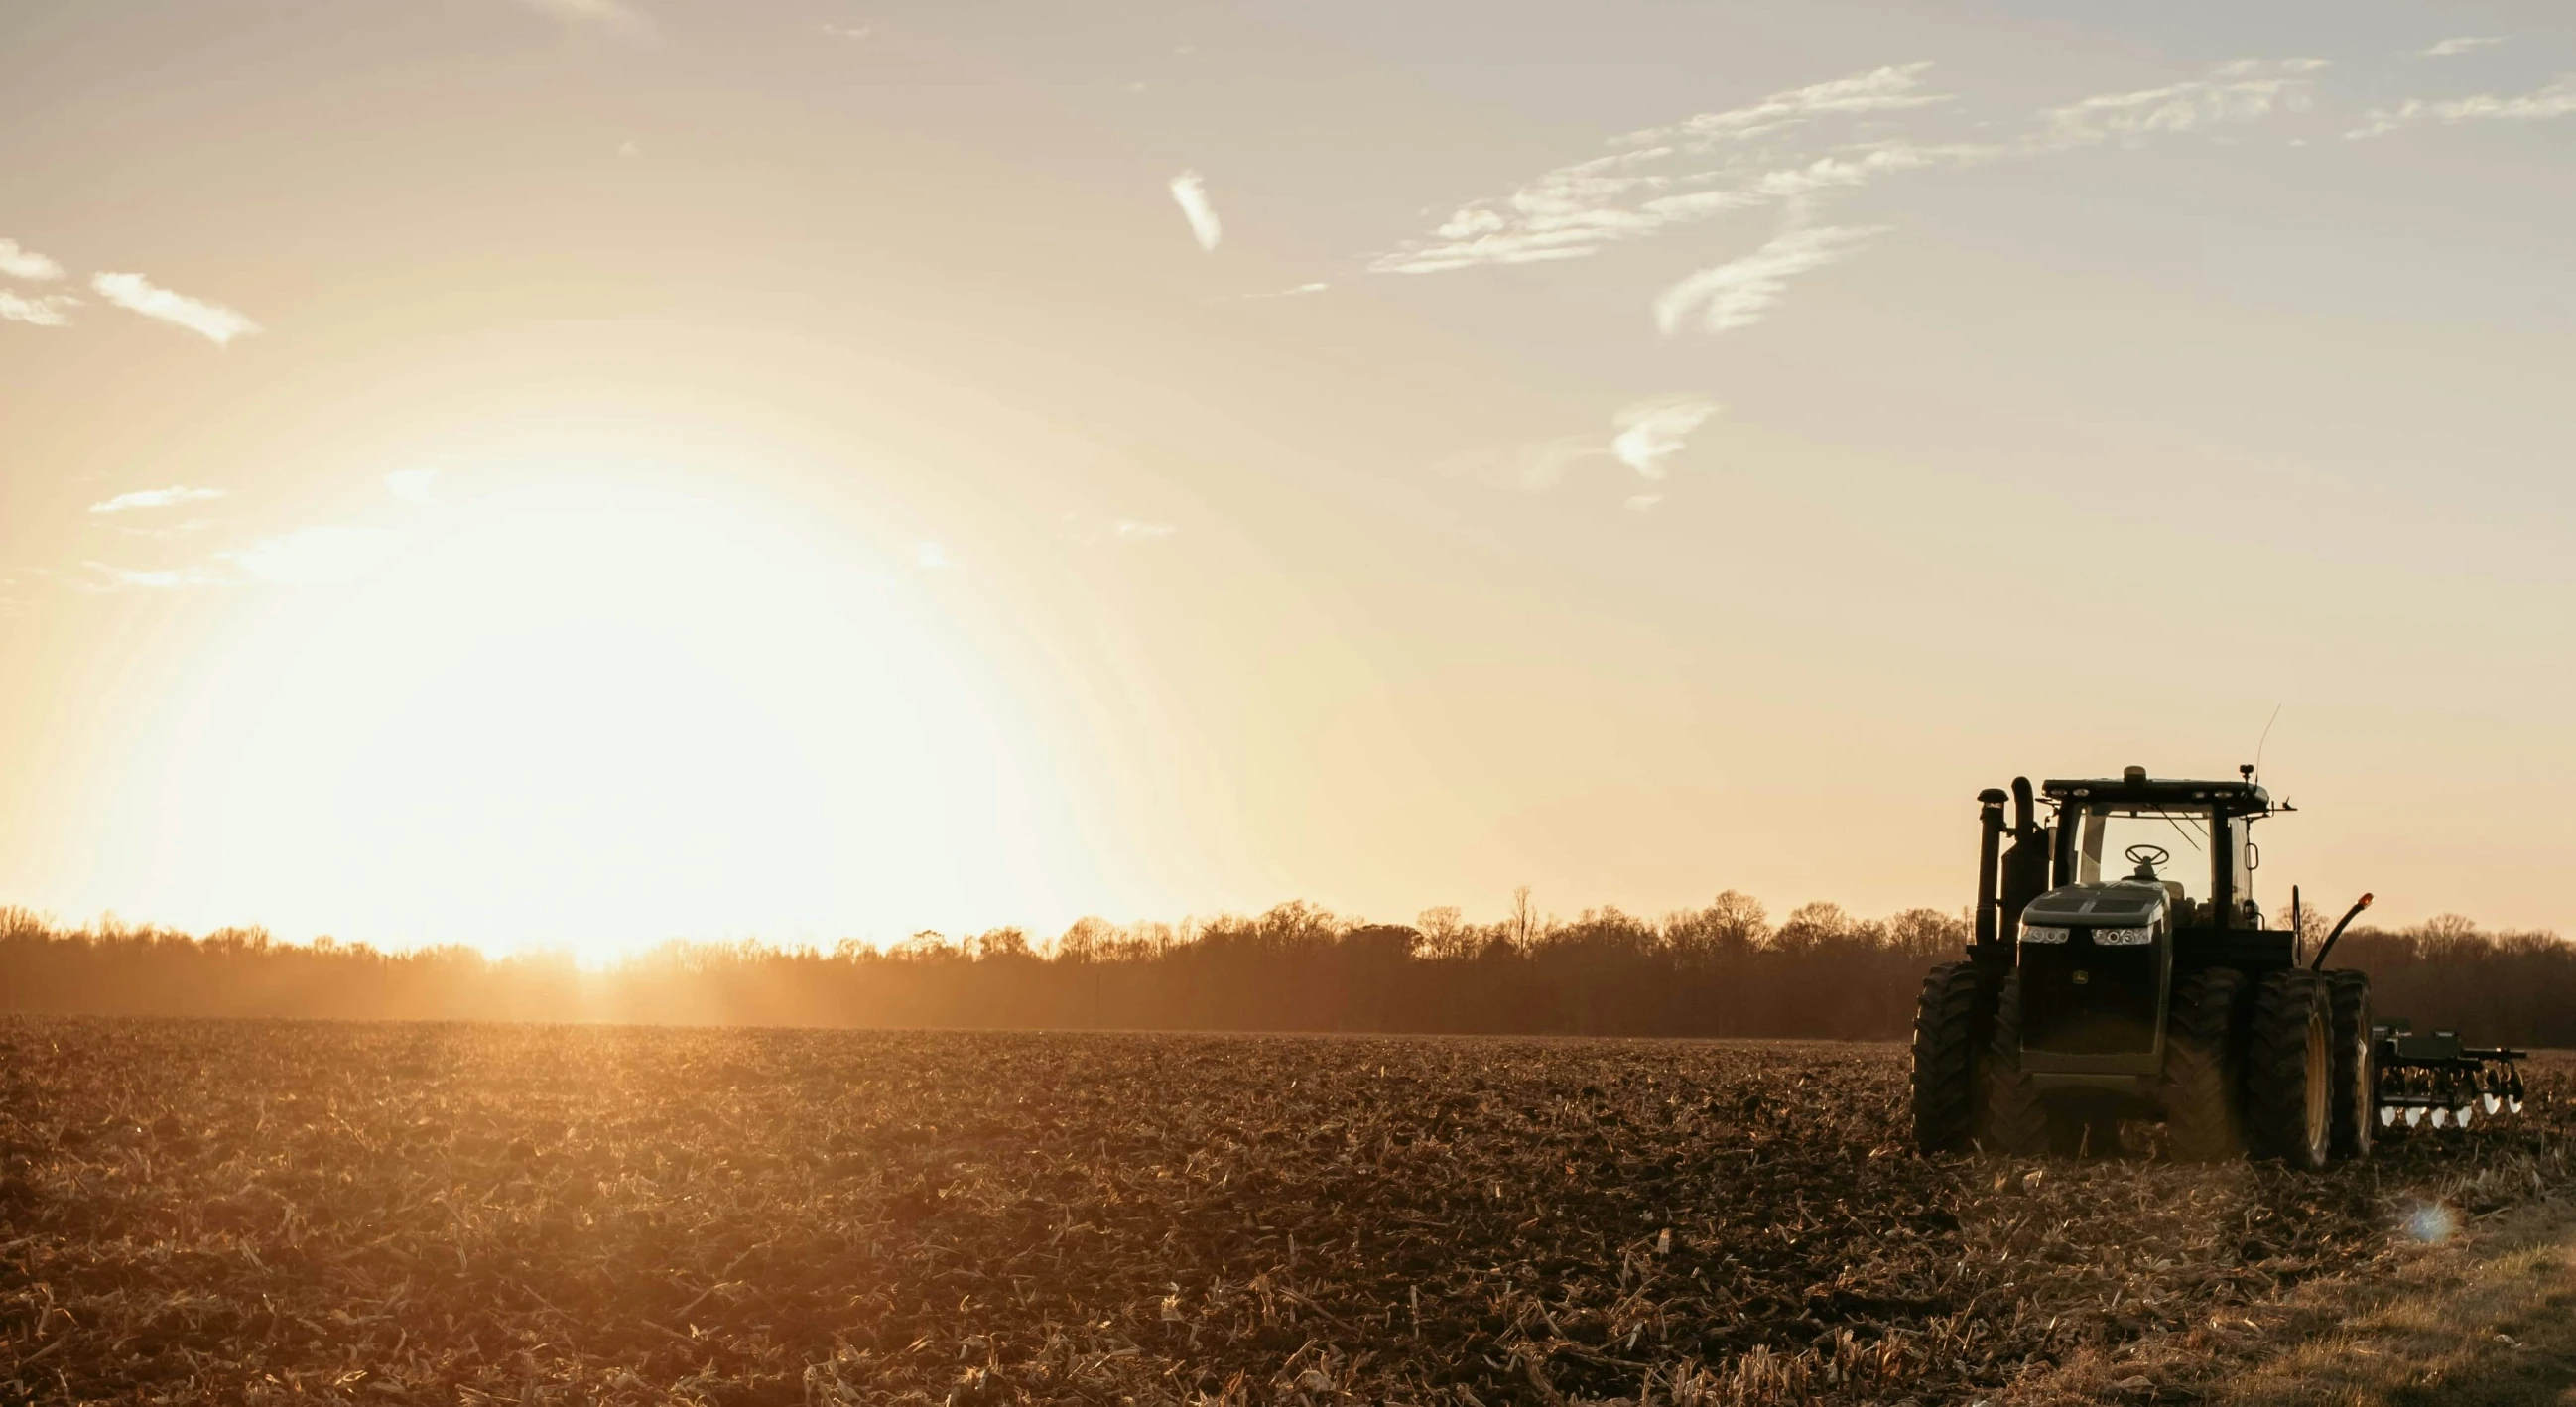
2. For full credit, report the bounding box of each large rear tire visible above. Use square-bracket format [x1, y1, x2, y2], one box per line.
[1910, 960, 1994, 1153]
[1982, 971, 2050, 1156]
[2327, 970, 2375, 1162]
[2162, 968, 2248, 1162]
[2247, 969, 2333, 1170]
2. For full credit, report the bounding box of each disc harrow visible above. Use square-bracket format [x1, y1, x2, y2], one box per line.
[2373, 1024, 2525, 1131]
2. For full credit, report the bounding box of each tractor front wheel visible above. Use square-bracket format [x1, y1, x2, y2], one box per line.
[1910, 961, 1994, 1153]
[1983, 972, 2050, 1156]
[2162, 968, 2248, 1161]
[2327, 970, 2374, 1162]
[2247, 969, 2334, 1170]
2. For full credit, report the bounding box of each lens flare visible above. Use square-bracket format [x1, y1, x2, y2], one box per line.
[2402, 1203, 2460, 1244]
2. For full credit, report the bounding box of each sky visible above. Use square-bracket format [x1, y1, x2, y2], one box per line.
[3, 0, 2573, 957]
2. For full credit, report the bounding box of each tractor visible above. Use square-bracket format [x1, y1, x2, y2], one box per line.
[1909, 766, 2521, 1166]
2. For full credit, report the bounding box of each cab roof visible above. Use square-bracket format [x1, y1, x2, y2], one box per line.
[2041, 775, 2273, 814]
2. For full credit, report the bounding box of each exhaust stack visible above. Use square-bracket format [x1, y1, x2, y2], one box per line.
[1974, 787, 2008, 954]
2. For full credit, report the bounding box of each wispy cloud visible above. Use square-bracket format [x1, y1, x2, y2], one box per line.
[915, 541, 951, 569]
[2423, 37, 2507, 59]
[1236, 282, 1330, 301]
[1169, 171, 1222, 252]
[1610, 396, 1720, 483]
[0, 238, 64, 282]
[1370, 64, 1952, 275]
[1372, 59, 2327, 284]
[1654, 213, 1884, 335]
[0, 290, 76, 327]
[1055, 514, 1182, 549]
[1462, 396, 1719, 502]
[821, 22, 869, 39]
[83, 561, 227, 591]
[89, 485, 227, 515]
[1616, 63, 1954, 150]
[512, 0, 656, 40]
[2038, 58, 2329, 148]
[2348, 73, 2576, 138]
[385, 469, 440, 506]
[90, 273, 262, 346]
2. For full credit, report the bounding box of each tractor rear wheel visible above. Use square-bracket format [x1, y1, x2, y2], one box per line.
[1910, 961, 1994, 1153]
[2327, 970, 2374, 1162]
[2247, 969, 2334, 1170]
[2162, 968, 2248, 1161]
[1983, 971, 2050, 1156]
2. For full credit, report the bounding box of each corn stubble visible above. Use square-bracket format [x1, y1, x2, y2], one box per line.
[0, 1020, 2567, 1405]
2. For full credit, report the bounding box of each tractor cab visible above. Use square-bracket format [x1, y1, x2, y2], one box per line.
[1977, 766, 2293, 980]
[2049, 781, 2267, 932]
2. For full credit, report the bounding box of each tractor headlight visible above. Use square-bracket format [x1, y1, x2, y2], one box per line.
[2095, 926, 2153, 946]
[2020, 925, 2069, 945]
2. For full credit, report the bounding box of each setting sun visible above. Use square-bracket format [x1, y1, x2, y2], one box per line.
[67, 441, 1068, 960]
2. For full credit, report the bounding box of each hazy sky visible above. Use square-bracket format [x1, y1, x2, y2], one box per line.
[4, 0, 2573, 955]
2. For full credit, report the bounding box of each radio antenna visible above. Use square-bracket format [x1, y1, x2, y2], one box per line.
[2253, 704, 2283, 784]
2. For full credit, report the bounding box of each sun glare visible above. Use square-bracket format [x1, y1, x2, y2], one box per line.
[129, 458, 1057, 959]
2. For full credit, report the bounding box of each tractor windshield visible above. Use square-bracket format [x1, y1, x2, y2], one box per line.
[2070, 804, 2217, 920]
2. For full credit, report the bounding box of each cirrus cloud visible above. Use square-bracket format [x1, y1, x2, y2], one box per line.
[2423, 37, 2507, 59]
[90, 272, 263, 346]
[1610, 396, 1720, 484]
[1169, 170, 1223, 252]
[2348, 73, 2576, 138]
[1454, 395, 1721, 510]
[1654, 214, 1885, 336]
[83, 561, 228, 591]
[1369, 64, 1950, 276]
[90, 485, 228, 514]
[1361, 58, 2330, 347]
[2037, 58, 2328, 149]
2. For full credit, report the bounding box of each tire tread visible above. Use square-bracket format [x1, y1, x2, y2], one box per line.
[2247, 969, 2332, 1170]
[2327, 969, 2374, 1162]
[1983, 972, 2049, 1156]
[1910, 961, 1992, 1154]
[2163, 968, 2247, 1162]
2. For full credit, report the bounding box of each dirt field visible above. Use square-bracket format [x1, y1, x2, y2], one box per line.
[1, 1019, 2567, 1405]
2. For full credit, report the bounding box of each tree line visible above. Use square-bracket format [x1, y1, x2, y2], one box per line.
[1, 899, 2567, 1045]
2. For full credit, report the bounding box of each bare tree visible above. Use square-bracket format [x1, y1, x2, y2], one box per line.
[1507, 886, 1542, 954]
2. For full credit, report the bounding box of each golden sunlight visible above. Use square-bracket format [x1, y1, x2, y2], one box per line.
[13, 8, 2576, 1400]
[131, 458, 1059, 959]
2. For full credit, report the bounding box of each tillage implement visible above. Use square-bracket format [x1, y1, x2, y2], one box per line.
[1908, 766, 2526, 1166]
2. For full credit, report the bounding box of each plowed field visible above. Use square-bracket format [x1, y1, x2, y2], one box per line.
[2, 1019, 2567, 1405]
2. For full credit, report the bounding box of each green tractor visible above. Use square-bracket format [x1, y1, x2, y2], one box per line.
[1909, 766, 2388, 1166]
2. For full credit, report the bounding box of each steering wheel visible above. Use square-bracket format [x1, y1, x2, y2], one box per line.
[2125, 843, 2170, 876]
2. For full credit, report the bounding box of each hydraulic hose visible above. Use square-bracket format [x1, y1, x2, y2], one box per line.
[2309, 892, 2374, 971]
